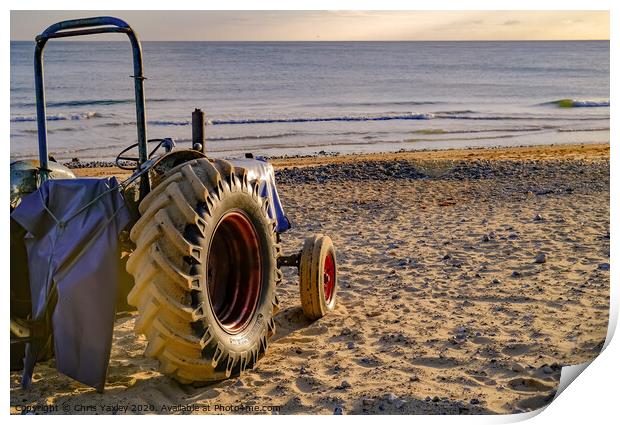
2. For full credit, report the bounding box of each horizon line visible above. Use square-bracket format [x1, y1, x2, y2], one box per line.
[10, 38, 610, 42]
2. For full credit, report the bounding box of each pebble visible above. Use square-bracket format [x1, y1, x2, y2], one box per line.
[470, 398, 481, 405]
[386, 393, 398, 403]
[534, 214, 544, 221]
[336, 380, 351, 390]
[491, 278, 501, 284]
[60, 156, 608, 187]
[598, 263, 610, 271]
[482, 234, 491, 242]
[535, 252, 547, 263]
[511, 271, 521, 278]
[333, 406, 343, 415]
[347, 342, 355, 349]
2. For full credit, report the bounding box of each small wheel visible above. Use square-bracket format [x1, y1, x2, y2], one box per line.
[299, 234, 337, 320]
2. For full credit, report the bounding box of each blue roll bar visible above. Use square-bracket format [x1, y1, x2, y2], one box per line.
[34, 16, 148, 172]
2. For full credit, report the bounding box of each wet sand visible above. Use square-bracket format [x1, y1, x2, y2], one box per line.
[11, 143, 610, 414]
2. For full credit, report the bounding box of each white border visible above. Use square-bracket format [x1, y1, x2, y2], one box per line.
[4, 1, 616, 423]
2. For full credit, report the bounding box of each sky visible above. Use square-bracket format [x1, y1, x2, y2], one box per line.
[10, 10, 609, 41]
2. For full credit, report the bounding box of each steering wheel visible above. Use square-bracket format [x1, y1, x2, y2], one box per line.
[115, 138, 176, 170]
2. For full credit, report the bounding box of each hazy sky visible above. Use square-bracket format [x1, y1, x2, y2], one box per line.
[10, 10, 609, 41]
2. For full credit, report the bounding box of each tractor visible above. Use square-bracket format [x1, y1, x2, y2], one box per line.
[10, 17, 338, 389]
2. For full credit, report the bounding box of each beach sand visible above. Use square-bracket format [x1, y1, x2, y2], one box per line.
[10, 143, 610, 415]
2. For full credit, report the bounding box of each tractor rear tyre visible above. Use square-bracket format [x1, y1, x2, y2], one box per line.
[299, 234, 337, 320]
[126, 158, 281, 383]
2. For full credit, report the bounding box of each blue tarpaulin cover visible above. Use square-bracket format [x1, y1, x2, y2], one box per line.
[228, 157, 290, 233]
[11, 177, 130, 391]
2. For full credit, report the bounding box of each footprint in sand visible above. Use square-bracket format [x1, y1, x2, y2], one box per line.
[295, 376, 322, 393]
[300, 324, 329, 336]
[410, 356, 460, 369]
[471, 336, 494, 345]
[501, 343, 532, 356]
[507, 377, 555, 393]
[469, 375, 497, 386]
[516, 392, 556, 411]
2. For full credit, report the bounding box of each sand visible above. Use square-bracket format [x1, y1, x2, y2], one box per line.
[10, 143, 610, 415]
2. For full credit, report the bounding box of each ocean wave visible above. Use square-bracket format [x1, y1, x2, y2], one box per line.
[215, 113, 435, 125]
[207, 132, 302, 141]
[307, 100, 440, 108]
[557, 127, 609, 132]
[149, 119, 191, 126]
[435, 113, 608, 121]
[433, 110, 477, 115]
[147, 113, 435, 126]
[11, 111, 103, 122]
[409, 126, 556, 135]
[543, 99, 610, 108]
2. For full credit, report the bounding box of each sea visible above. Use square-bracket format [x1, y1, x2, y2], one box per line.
[10, 40, 610, 162]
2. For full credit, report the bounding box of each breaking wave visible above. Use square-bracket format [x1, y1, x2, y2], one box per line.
[11, 111, 103, 122]
[543, 98, 610, 108]
[149, 113, 435, 127]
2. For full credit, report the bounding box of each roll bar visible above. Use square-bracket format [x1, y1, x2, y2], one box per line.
[34, 16, 148, 172]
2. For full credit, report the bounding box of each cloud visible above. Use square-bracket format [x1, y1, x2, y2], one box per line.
[9, 10, 609, 41]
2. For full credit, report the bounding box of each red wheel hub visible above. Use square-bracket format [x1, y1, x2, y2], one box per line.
[207, 211, 262, 334]
[323, 252, 336, 303]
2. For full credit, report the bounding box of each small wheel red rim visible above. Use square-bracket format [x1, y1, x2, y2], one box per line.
[323, 252, 336, 303]
[207, 211, 262, 334]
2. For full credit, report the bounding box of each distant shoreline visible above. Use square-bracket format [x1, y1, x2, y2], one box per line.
[9, 39, 610, 43]
[71, 142, 610, 179]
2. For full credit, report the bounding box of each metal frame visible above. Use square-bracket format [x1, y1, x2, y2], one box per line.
[34, 16, 148, 172]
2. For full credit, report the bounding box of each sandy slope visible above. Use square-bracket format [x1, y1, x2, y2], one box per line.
[10, 144, 610, 415]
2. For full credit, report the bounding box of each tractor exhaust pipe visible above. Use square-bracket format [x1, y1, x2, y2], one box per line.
[192, 108, 205, 153]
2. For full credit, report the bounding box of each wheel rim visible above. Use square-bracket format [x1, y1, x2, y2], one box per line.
[323, 252, 336, 303]
[207, 211, 262, 334]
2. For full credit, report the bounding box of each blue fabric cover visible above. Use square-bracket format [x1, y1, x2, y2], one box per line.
[11, 177, 130, 391]
[227, 157, 290, 233]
